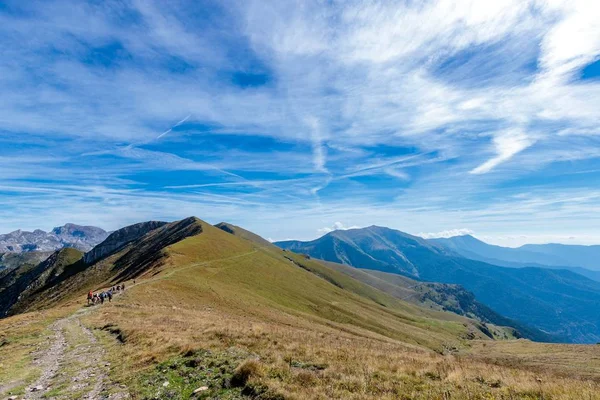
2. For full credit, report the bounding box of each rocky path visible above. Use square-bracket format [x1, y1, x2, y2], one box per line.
[11, 308, 129, 400]
[22, 318, 67, 399]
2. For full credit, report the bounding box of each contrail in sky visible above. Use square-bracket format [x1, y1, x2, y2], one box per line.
[156, 114, 191, 139]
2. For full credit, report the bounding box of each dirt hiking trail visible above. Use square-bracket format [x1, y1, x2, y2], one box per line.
[1, 307, 128, 400]
[28, 307, 127, 400]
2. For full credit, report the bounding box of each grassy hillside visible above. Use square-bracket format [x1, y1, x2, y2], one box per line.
[318, 260, 554, 342]
[0, 251, 53, 279]
[276, 226, 600, 343]
[217, 223, 525, 339]
[81, 221, 600, 398]
[0, 248, 84, 316]
[2, 218, 600, 399]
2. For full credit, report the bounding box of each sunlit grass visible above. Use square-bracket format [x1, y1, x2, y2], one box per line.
[3, 221, 600, 399]
[80, 224, 600, 399]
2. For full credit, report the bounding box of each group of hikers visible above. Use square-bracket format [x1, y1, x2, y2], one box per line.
[87, 283, 127, 305]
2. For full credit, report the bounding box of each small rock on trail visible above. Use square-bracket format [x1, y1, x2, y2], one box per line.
[193, 386, 209, 393]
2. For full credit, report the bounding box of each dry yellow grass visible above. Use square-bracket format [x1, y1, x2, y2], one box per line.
[81, 224, 600, 399]
[86, 299, 600, 399]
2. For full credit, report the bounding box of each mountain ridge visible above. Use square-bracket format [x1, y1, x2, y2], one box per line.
[0, 218, 203, 317]
[275, 227, 600, 343]
[0, 223, 108, 253]
[432, 234, 600, 280]
[4, 217, 600, 398]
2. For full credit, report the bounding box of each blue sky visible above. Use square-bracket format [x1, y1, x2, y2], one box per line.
[1, 0, 600, 247]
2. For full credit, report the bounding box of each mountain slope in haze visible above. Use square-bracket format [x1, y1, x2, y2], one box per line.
[0, 247, 84, 316]
[433, 235, 600, 275]
[0, 251, 53, 277]
[275, 226, 600, 343]
[519, 243, 600, 271]
[0, 223, 108, 253]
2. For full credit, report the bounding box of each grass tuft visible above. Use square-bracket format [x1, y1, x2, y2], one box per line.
[231, 359, 263, 388]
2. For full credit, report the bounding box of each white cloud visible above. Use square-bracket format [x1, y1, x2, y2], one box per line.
[384, 167, 410, 181]
[537, 0, 600, 82]
[339, 0, 536, 64]
[418, 229, 475, 239]
[470, 130, 536, 174]
[305, 117, 329, 174]
[317, 222, 361, 234]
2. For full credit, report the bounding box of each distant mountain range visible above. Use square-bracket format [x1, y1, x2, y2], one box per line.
[0, 223, 108, 253]
[432, 235, 600, 281]
[0, 218, 197, 317]
[276, 226, 600, 343]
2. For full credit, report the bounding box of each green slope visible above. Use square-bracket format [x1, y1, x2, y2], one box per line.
[211, 221, 514, 346]
[332, 266, 553, 342]
[275, 226, 600, 343]
[0, 247, 84, 316]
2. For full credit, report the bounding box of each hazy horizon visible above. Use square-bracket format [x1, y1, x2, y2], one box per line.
[2, 217, 599, 249]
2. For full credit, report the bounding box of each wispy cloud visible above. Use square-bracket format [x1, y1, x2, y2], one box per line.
[0, 0, 599, 246]
[470, 129, 536, 174]
[317, 222, 361, 235]
[304, 117, 329, 174]
[418, 229, 475, 239]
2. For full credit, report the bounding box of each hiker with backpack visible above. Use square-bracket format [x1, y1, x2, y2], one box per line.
[107, 289, 113, 302]
[87, 291, 93, 305]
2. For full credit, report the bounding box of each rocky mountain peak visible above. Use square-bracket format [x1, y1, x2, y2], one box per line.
[0, 224, 109, 253]
[83, 221, 168, 265]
